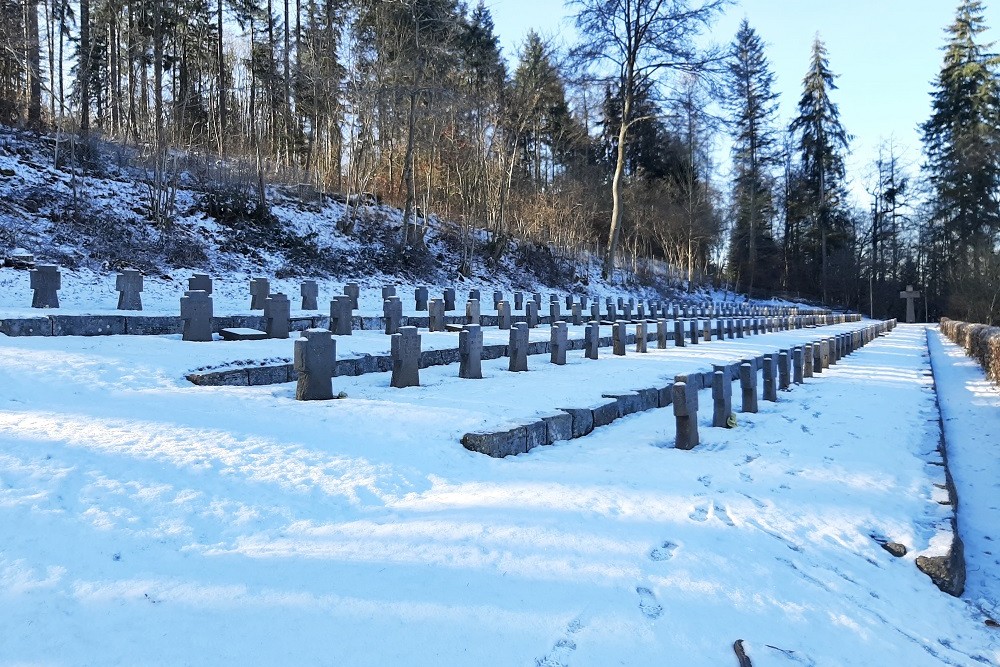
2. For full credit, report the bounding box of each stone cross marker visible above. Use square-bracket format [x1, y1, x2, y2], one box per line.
[466, 298, 481, 326]
[508, 322, 529, 372]
[740, 362, 758, 413]
[384, 296, 403, 335]
[512, 291, 522, 311]
[673, 381, 699, 450]
[612, 321, 627, 356]
[657, 319, 668, 349]
[116, 269, 143, 310]
[497, 301, 512, 330]
[763, 355, 777, 401]
[30, 265, 60, 308]
[532, 293, 542, 309]
[565, 295, 574, 310]
[674, 319, 686, 347]
[382, 286, 397, 300]
[712, 369, 732, 427]
[415, 286, 429, 311]
[428, 298, 446, 332]
[459, 324, 483, 379]
[493, 291, 504, 310]
[690, 320, 699, 345]
[390, 326, 421, 388]
[804, 343, 814, 378]
[344, 282, 360, 309]
[584, 322, 600, 359]
[294, 328, 334, 400]
[264, 293, 291, 339]
[189, 273, 212, 294]
[778, 350, 791, 390]
[250, 278, 270, 310]
[444, 287, 456, 311]
[300, 280, 319, 310]
[549, 301, 561, 322]
[590, 303, 600, 320]
[571, 303, 582, 326]
[180, 290, 213, 342]
[899, 285, 921, 323]
[525, 301, 538, 328]
[469, 289, 481, 303]
[793, 347, 804, 384]
[635, 321, 648, 353]
[329, 295, 353, 335]
[550, 321, 568, 365]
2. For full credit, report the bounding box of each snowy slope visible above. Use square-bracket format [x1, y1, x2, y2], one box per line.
[0, 321, 997, 665]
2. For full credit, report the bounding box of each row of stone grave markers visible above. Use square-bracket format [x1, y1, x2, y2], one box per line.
[459, 319, 893, 457]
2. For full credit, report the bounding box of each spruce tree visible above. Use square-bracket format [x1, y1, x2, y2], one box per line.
[788, 35, 849, 302]
[921, 0, 1000, 317]
[724, 19, 780, 294]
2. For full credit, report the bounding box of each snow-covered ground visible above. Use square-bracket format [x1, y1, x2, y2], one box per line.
[1, 319, 997, 665]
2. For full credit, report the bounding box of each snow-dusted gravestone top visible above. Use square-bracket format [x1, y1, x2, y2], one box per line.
[390, 326, 421, 388]
[459, 324, 483, 380]
[899, 284, 921, 323]
[29, 264, 60, 308]
[508, 323, 529, 372]
[220, 327, 267, 341]
[294, 328, 334, 400]
[300, 280, 318, 310]
[180, 290, 213, 342]
[116, 269, 143, 310]
[250, 278, 270, 310]
[188, 273, 212, 294]
[329, 295, 353, 336]
[264, 293, 290, 339]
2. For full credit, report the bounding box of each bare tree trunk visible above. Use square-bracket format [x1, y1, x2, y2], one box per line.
[401, 90, 418, 244]
[604, 89, 631, 281]
[79, 0, 90, 135]
[217, 0, 225, 154]
[26, 0, 41, 129]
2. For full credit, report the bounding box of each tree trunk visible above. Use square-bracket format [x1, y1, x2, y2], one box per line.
[604, 89, 631, 281]
[79, 0, 90, 135]
[401, 90, 418, 245]
[217, 0, 225, 154]
[26, 0, 41, 129]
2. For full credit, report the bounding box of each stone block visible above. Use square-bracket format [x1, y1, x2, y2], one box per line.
[560, 407, 594, 438]
[462, 427, 527, 458]
[49, 315, 126, 336]
[524, 420, 548, 451]
[542, 412, 573, 444]
[591, 400, 620, 428]
[0, 317, 52, 336]
[220, 327, 268, 341]
[248, 364, 291, 386]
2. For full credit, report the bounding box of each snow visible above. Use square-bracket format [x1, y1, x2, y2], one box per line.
[927, 327, 1000, 624]
[1, 312, 998, 664]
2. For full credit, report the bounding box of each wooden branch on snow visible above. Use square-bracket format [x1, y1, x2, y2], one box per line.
[733, 640, 752, 667]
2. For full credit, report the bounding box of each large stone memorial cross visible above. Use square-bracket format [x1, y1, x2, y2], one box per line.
[899, 285, 921, 323]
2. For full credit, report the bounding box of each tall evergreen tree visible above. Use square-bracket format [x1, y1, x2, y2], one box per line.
[724, 19, 780, 294]
[788, 35, 850, 302]
[921, 0, 1000, 320]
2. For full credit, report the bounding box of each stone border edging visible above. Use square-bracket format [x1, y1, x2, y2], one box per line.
[939, 317, 1000, 386]
[461, 319, 895, 457]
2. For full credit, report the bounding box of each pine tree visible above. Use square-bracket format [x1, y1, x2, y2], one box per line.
[921, 0, 1000, 320]
[788, 35, 850, 302]
[724, 20, 780, 295]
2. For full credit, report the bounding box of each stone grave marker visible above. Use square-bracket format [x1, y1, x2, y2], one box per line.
[382, 286, 397, 300]
[466, 299, 481, 326]
[635, 321, 648, 353]
[116, 269, 143, 310]
[330, 296, 354, 335]
[459, 324, 483, 379]
[674, 319, 686, 347]
[532, 293, 542, 309]
[803, 343, 814, 378]
[300, 280, 319, 310]
[690, 320, 699, 345]
[189, 273, 212, 294]
[390, 326, 421, 388]
[565, 295, 574, 310]
[444, 288, 456, 311]
[571, 302, 582, 326]
[384, 296, 403, 335]
[30, 265, 60, 308]
[525, 301, 538, 328]
[550, 321, 568, 365]
[820, 339, 831, 369]
[580, 296, 589, 309]
[508, 323, 529, 372]
[763, 355, 777, 401]
[793, 347, 804, 384]
[673, 381, 699, 450]
[514, 291, 523, 310]
[712, 369, 732, 427]
[344, 282, 360, 309]
[778, 350, 790, 390]
[497, 301, 512, 330]
[715, 320, 724, 340]
[428, 298, 446, 332]
[415, 286, 429, 311]
[657, 319, 668, 349]
[740, 362, 758, 413]
[584, 322, 599, 359]
[899, 285, 921, 323]
[181, 290, 213, 342]
[622, 302, 632, 322]
[702, 320, 712, 342]
[469, 289, 481, 303]
[294, 328, 334, 400]
[813, 343, 823, 374]
[264, 293, 291, 339]
[250, 278, 270, 310]
[549, 301, 561, 322]
[613, 322, 627, 356]
[493, 290, 504, 310]
[590, 303, 600, 320]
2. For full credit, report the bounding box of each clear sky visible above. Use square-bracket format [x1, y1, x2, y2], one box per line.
[485, 0, 1000, 205]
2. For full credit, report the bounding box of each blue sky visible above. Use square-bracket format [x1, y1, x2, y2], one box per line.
[485, 0, 1000, 204]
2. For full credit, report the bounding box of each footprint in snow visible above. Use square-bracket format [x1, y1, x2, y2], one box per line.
[698, 474, 712, 488]
[688, 504, 709, 522]
[534, 617, 584, 667]
[740, 471, 753, 483]
[714, 502, 736, 527]
[636, 587, 663, 620]
[800, 424, 812, 434]
[649, 541, 678, 561]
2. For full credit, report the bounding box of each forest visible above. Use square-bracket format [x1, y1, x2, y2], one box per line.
[0, 0, 998, 323]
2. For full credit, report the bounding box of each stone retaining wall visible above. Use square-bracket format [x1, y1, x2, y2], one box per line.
[461, 319, 895, 458]
[939, 317, 1000, 386]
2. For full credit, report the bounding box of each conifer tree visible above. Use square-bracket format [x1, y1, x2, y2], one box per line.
[724, 19, 780, 294]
